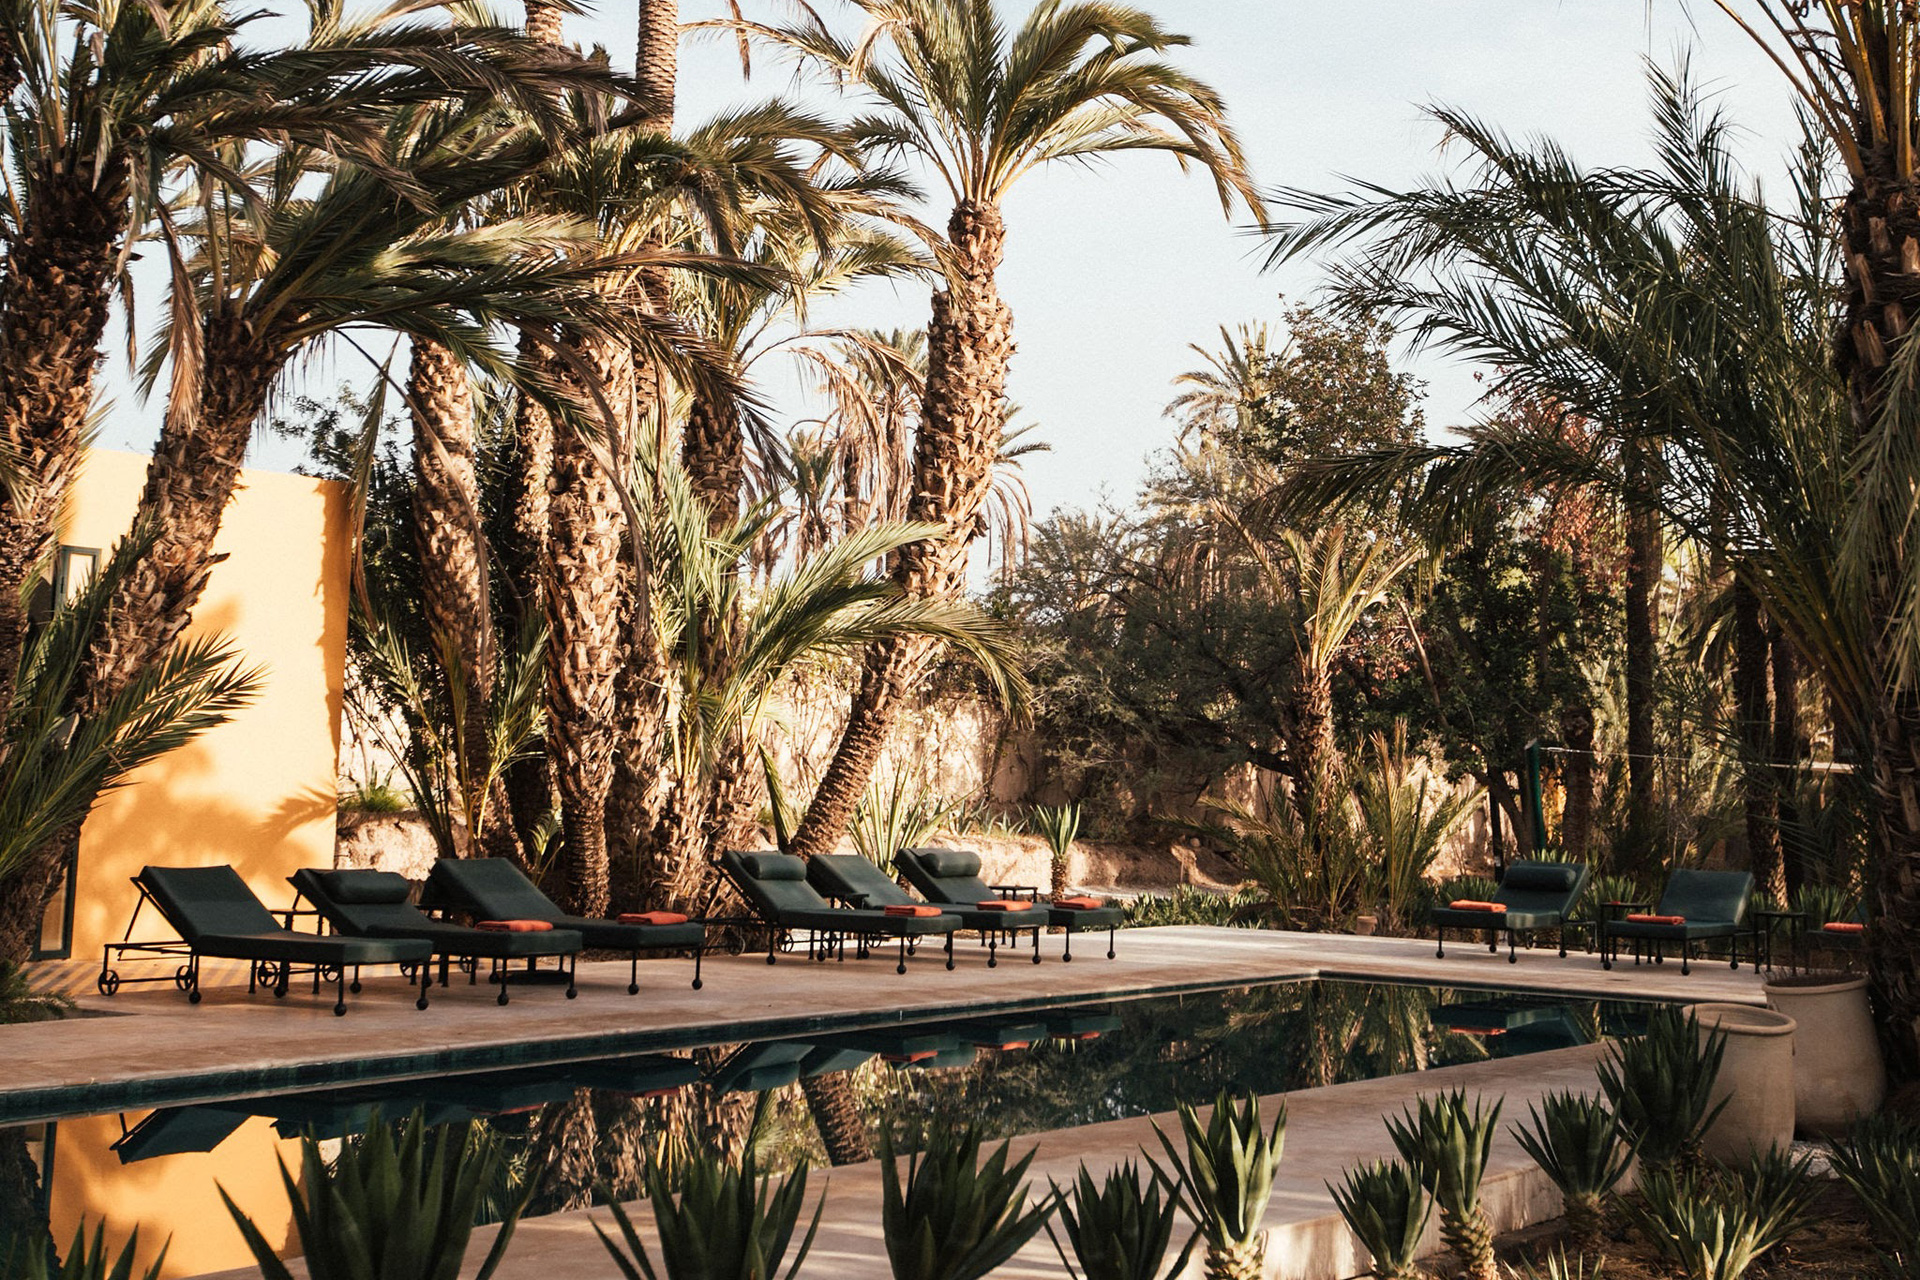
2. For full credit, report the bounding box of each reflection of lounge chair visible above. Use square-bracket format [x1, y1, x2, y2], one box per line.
[1430, 1002, 1588, 1055]
[562, 1055, 702, 1099]
[1601, 869, 1753, 975]
[947, 1015, 1049, 1051]
[1044, 1008, 1122, 1042]
[718, 850, 961, 974]
[1430, 861, 1590, 963]
[897, 848, 1123, 961]
[806, 854, 1046, 967]
[291, 868, 582, 1004]
[112, 1105, 253, 1163]
[709, 1041, 820, 1093]
[423, 858, 706, 993]
[117, 865, 434, 1015]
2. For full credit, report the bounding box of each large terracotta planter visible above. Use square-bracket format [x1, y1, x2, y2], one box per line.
[1765, 975, 1886, 1137]
[1687, 1002, 1797, 1161]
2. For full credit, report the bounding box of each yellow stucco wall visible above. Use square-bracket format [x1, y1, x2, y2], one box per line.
[58, 447, 348, 959]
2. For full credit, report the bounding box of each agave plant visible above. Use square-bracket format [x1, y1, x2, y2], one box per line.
[597, 1097, 823, 1280]
[1047, 1160, 1195, 1280]
[880, 1125, 1053, 1280]
[1502, 1251, 1605, 1279]
[222, 1111, 524, 1280]
[0, 962, 73, 1024]
[1151, 1092, 1287, 1280]
[1386, 1091, 1502, 1280]
[1595, 1006, 1726, 1174]
[1829, 1113, 1920, 1278]
[1329, 1158, 1432, 1280]
[1030, 803, 1082, 899]
[1625, 1150, 1821, 1280]
[5, 1223, 163, 1280]
[1510, 1091, 1630, 1249]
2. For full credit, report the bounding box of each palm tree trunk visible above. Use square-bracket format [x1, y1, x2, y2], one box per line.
[1733, 581, 1784, 901]
[0, 162, 130, 712]
[635, 0, 676, 134]
[502, 340, 559, 869]
[409, 339, 519, 861]
[529, 1090, 598, 1213]
[1771, 623, 1806, 897]
[684, 392, 743, 536]
[86, 314, 279, 706]
[524, 0, 564, 44]
[1285, 655, 1335, 829]
[546, 329, 630, 917]
[1622, 444, 1660, 874]
[800, 1070, 870, 1165]
[787, 200, 1012, 860]
[1558, 701, 1596, 860]
[0, 824, 76, 964]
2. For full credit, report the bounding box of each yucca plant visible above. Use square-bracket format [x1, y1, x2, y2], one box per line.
[851, 773, 953, 875]
[1595, 1006, 1726, 1174]
[880, 1125, 1053, 1280]
[1329, 1158, 1432, 1280]
[1151, 1092, 1287, 1280]
[5, 1223, 163, 1280]
[1502, 1250, 1605, 1279]
[1829, 1114, 1920, 1279]
[1047, 1160, 1195, 1280]
[1510, 1091, 1630, 1249]
[597, 1097, 823, 1280]
[1030, 802, 1082, 899]
[1386, 1091, 1502, 1280]
[1625, 1151, 1820, 1280]
[222, 1111, 524, 1280]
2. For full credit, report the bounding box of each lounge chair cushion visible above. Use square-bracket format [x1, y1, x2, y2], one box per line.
[919, 849, 982, 878]
[720, 851, 960, 937]
[617, 911, 689, 926]
[292, 868, 582, 957]
[739, 852, 807, 881]
[476, 920, 554, 932]
[425, 859, 703, 951]
[1657, 869, 1753, 925]
[896, 848, 999, 905]
[1053, 896, 1105, 910]
[320, 869, 413, 904]
[1825, 921, 1866, 934]
[1501, 863, 1582, 894]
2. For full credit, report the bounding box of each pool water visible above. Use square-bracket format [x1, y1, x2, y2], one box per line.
[0, 979, 1654, 1277]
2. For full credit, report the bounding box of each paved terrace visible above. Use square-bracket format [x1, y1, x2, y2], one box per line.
[5, 924, 1765, 1126]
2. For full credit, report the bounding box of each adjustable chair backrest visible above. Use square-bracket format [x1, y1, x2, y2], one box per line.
[719, 850, 838, 918]
[808, 854, 915, 909]
[292, 868, 426, 935]
[896, 848, 995, 905]
[1496, 861, 1590, 917]
[137, 865, 285, 941]
[424, 858, 563, 922]
[1658, 869, 1754, 925]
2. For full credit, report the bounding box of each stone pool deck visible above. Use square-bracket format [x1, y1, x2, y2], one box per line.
[5, 924, 1765, 1125]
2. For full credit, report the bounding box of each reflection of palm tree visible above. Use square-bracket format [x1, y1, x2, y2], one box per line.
[800, 1072, 871, 1165]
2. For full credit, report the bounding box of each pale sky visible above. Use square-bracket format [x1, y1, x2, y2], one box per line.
[93, 1, 1805, 523]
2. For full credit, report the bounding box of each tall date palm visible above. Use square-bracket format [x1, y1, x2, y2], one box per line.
[733, 0, 1264, 860]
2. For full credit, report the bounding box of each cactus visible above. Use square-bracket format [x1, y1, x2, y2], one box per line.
[1330, 1158, 1432, 1280]
[1510, 1091, 1629, 1248]
[1386, 1091, 1502, 1280]
[1596, 1005, 1725, 1174]
[1152, 1093, 1286, 1280]
[880, 1126, 1053, 1280]
[1048, 1160, 1195, 1280]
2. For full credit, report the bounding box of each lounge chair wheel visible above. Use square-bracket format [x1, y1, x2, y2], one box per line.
[174, 965, 194, 992]
[416, 995, 429, 1010]
[988, 953, 997, 968]
[97, 972, 119, 996]
[692, 976, 704, 990]
[1062, 951, 1072, 962]
[333, 1002, 347, 1017]
[946, 954, 955, 971]
[628, 981, 640, 995]
[1032, 947, 1042, 965]
[497, 987, 510, 1006]
[1602, 957, 1613, 971]
[188, 989, 202, 1004]
[566, 986, 578, 999]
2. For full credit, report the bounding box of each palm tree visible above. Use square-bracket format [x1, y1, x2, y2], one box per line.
[1263, 69, 1859, 886]
[732, 0, 1263, 861]
[1166, 323, 1276, 444]
[1704, 0, 1920, 1074]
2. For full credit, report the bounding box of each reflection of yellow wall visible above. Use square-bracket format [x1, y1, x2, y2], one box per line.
[48, 1113, 300, 1279]
[60, 448, 348, 959]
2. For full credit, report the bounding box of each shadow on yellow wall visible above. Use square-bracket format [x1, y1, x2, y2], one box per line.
[58, 449, 349, 962]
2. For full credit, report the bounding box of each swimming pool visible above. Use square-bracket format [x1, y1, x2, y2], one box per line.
[0, 978, 1655, 1276]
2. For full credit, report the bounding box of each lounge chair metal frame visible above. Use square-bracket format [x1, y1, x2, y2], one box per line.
[805, 854, 1045, 968]
[103, 871, 434, 1015]
[896, 847, 1121, 961]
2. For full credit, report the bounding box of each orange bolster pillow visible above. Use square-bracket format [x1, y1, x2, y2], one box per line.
[616, 911, 690, 926]
[475, 919, 554, 932]
[1448, 900, 1506, 912]
[881, 1050, 938, 1063]
[1453, 1027, 1507, 1037]
[1824, 921, 1867, 934]
[1625, 913, 1686, 925]
[884, 904, 943, 918]
[977, 899, 1034, 912]
[1053, 896, 1105, 910]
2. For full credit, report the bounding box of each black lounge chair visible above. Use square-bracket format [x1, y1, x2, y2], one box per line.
[115, 865, 434, 1015]
[1601, 868, 1754, 975]
[422, 857, 707, 993]
[897, 847, 1123, 961]
[111, 1105, 253, 1163]
[806, 853, 1046, 967]
[718, 849, 961, 974]
[290, 868, 583, 1004]
[1430, 860, 1591, 963]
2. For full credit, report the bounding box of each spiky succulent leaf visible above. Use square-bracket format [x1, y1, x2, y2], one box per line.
[1330, 1158, 1432, 1280]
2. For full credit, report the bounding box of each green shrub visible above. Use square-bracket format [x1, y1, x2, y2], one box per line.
[1122, 887, 1262, 929]
[1510, 1091, 1629, 1248]
[1626, 1150, 1820, 1280]
[0, 962, 73, 1025]
[1329, 1158, 1431, 1280]
[223, 1111, 523, 1280]
[880, 1126, 1052, 1280]
[1596, 1006, 1725, 1173]
[597, 1102, 822, 1280]
[1151, 1093, 1286, 1280]
[1501, 1251, 1606, 1279]
[1386, 1091, 1502, 1280]
[1573, 874, 1653, 925]
[1047, 1160, 1193, 1280]
[4, 1223, 163, 1280]
[1829, 1113, 1920, 1278]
